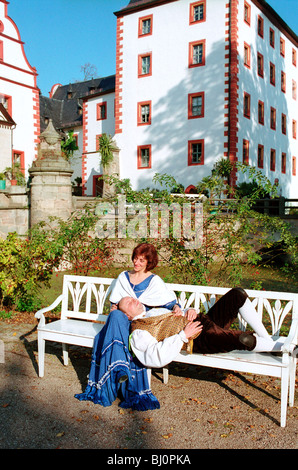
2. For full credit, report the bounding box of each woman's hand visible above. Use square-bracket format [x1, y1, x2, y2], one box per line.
[172, 304, 183, 316]
[185, 308, 197, 321]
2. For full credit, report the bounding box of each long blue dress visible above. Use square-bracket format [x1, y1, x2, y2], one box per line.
[75, 273, 176, 410]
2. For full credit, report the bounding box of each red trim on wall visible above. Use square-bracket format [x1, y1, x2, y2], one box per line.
[115, 16, 124, 134]
[32, 88, 40, 159]
[223, 0, 239, 187]
[82, 101, 88, 195]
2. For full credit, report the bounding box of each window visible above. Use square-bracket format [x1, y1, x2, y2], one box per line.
[280, 38, 285, 57]
[293, 120, 297, 139]
[188, 140, 204, 165]
[292, 156, 297, 176]
[258, 145, 264, 169]
[281, 152, 286, 174]
[96, 134, 102, 151]
[138, 15, 153, 37]
[97, 102, 107, 120]
[270, 62, 275, 86]
[244, 43, 251, 68]
[189, 40, 206, 67]
[281, 113, 287, 135]
[257, 16, 264, 37]
[257, 52, 264, 77]
[293, 48, 297, 66]
[12, 150, 25, 175]
[138, 53, 152, 77]
[188, 92, 204, 119]
[243, 139, 249, 165]
[244, 92, 250, 118]
[270, 107, 276, 130]
[0, 93, 12, 115]
[258, 100, 264, 125]
[137, 101, 151, 125]
[244, 2, 251, 25]
[270, 149, 276, 171]
[137, 145, 151, 169]
[293, 80, 297, 100]
[189, 1, 206, 24]
[269, 28, 275, 48]
[0, 41, 3, 61]
[281, 71, 286, 93]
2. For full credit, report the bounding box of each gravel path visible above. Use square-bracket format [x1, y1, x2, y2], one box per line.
[0, 321, 297, 451]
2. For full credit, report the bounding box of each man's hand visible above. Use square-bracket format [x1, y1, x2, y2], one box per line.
[183, 321, 203, 339]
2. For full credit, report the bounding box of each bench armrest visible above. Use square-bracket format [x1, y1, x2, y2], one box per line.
[281, 319, 298, 355]
[35, 294, 65, 328]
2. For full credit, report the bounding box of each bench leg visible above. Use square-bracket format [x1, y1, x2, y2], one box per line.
[37, 335, 45, 378]
[62, 343, 68, 366]
[163, 366, 169, 384]
[280, 367, 290, 427]
[289, 356, 297, 407]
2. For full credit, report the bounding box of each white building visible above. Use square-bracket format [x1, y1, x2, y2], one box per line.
[114, 0, 298, 198]
[0, 0, 39, 178]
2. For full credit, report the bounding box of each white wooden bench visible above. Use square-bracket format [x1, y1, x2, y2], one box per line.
[35, 274, 298, 427]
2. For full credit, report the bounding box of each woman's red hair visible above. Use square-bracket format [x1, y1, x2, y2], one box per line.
[132, 243, 158, 271]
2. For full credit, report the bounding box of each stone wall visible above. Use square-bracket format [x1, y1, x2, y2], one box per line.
[0, 185, 29, 238]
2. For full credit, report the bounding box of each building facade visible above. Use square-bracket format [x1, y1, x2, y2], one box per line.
[0, 0, 39, 177]
[114, 0, 298, 198]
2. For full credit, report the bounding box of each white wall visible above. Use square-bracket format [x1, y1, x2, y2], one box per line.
[117, 0, 227, 191]
[237, 0, 298, 198]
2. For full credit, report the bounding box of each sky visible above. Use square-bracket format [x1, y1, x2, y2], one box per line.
[6, 0, 298, 97]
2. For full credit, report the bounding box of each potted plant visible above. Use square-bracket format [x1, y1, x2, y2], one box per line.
[0, 172, 6, 190]
[4, 163, 26, 186]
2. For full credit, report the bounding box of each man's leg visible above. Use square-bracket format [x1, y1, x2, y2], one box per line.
[206, 287, 248, 329]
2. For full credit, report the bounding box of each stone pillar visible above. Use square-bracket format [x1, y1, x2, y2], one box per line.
[29, 120, 73, 227]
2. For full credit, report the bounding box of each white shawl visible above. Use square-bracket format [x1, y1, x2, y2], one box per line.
[109, 271, 177, 307]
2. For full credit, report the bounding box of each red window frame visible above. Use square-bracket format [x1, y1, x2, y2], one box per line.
[293, 120, 297, 139]
[138, 52, 152, 77]
[188, 92, 205, 119]
[257, 52, 264, 78]
[0, 93, 12, 115]
[96, 102, 107, 120]
[270, 62, 275, 86]
[189, 1, 206, 25]
[244, 1, 251, 25]
[12, 150, 25, 175]
[280, 38, 285, 57]
[258, 100, 264, 125]
[257, 16, 264, 38]
[270, 107, 276, 130]
[0, 40, 3, 61]
[270, 28, 275, 48]
[257, 144, 264, 169]
[281, 152, 286, 174]
[292, 156, 297, 176]
[138, 14, 153, 37]
[188, 139, 204, 166]
[244, 42, 251, 68]
[281, 71, 286, 93]
[292, 48, 297, 67]
[281, 113, 287, 135]
[137, 101, 152, 126]
[243, 92, 250, 119]
[189, 40, 206, 68]
[137, 145, 152, 169]
[293, 80, 297, 100]
[270, 149, 276, 171]
[243, 139, 249, 165]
